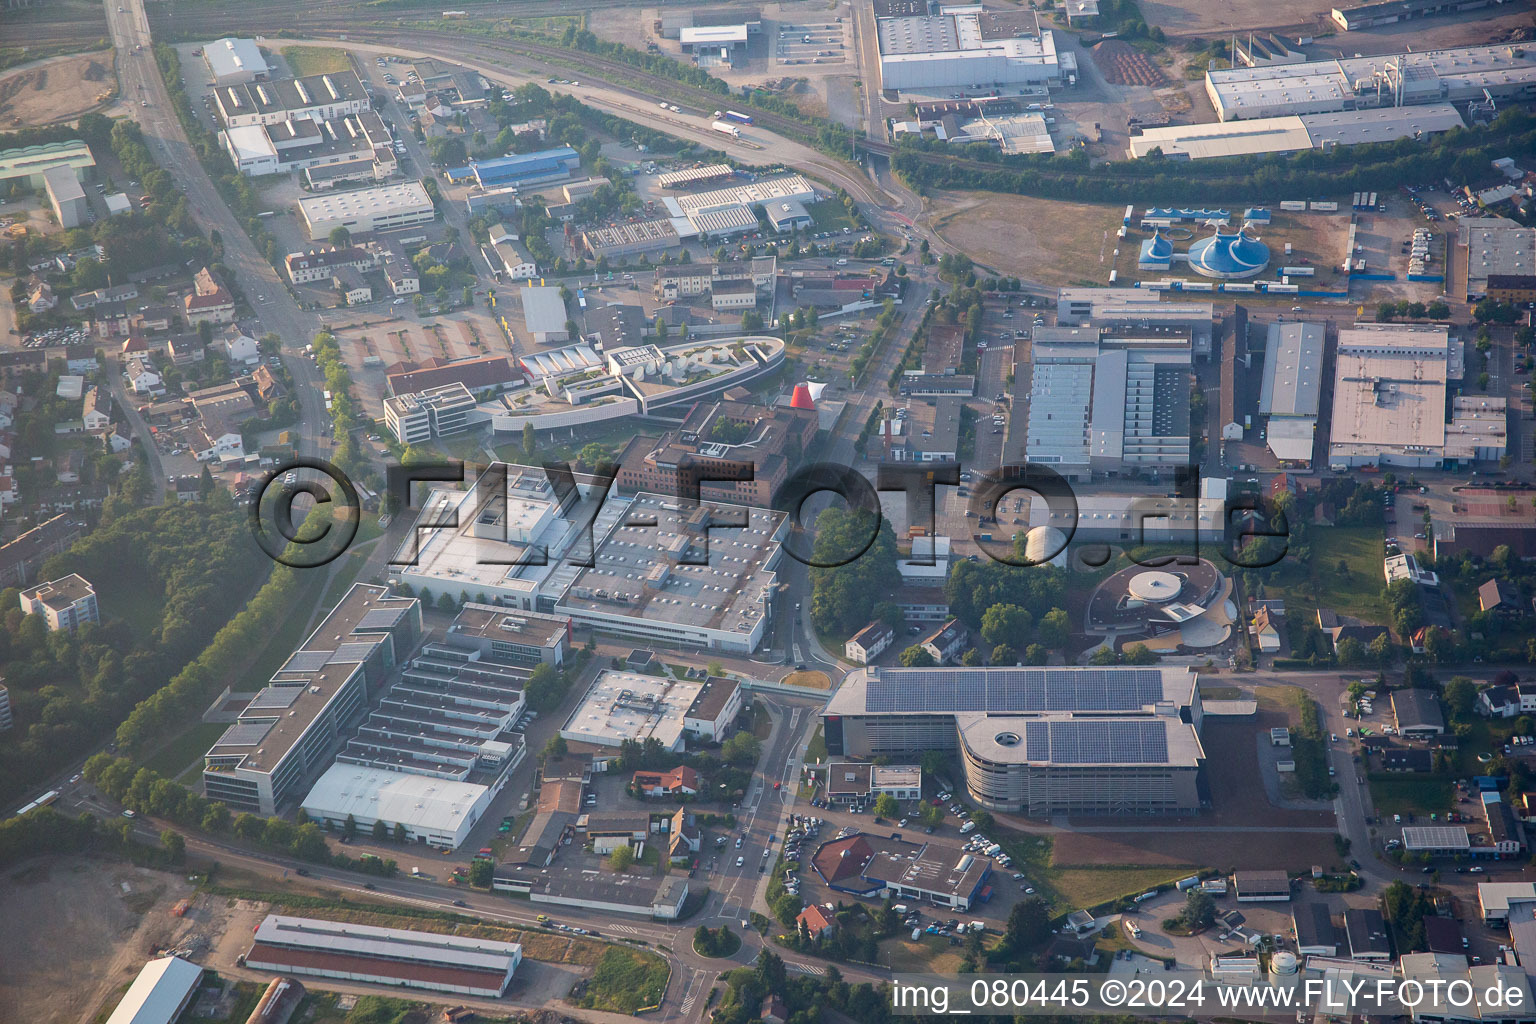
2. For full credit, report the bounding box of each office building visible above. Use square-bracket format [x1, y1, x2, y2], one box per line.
[246, 915, 521, 997]
[1456, 217, 1536, 301]
[615, 400, 818, 507]
[297, 181, 435, 241]
[201, 584, 421, 815]
[0, 683, 11, 732]
[823, 666, 1206, 815]
[20, 573, 98, 631]
[383, 382, 478, 443]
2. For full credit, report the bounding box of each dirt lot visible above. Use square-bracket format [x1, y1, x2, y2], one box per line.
[1051, 827, 1341, 874]
[0, 50, 114, 128]
[0, 857, 200, 1024]
[1134, 0, 1338, 37]
[932, 192, 1125, 287]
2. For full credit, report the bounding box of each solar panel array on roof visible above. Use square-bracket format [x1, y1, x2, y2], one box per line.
[218, 721, 274, 747]
[1049, 720, 1168, 763]
[331, 641, 381, 664]
[358, 607, 408, 630]
[248, 687, 303, 710]
[279, 651, 332, 674]
[866, 668, 1167, 713]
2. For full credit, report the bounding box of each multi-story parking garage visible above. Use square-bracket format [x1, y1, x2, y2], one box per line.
[822, 666, 1206, 815]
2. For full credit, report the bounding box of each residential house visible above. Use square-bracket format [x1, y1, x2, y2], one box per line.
[65, 344, 99, 374]
[761, 996, 789, 1024]
[166, 333, 206, 366]
[796, 904, 837, 939]
[184, 267, 235, 325]
[845, 621, 895, 665]
[19, 573, 99, 631]
[333, 267, 373, 305]
[0, 472, 16, 512]
[1481, 686, 1520, 719]
[1480, 579, 1521, 616]
[26, 276, 56, 312]
[1380, 748, 1433, 772]
[55, 450, 84, 485]
[221, 328, 261, 365]
[81, 388, 111, 432]
[1252, 605, 1281, 653]
[631, 766, 700, 798]
[1316, 609, 1389, 652]
[127, 358, 165, 397]
[919, 618, 968, 664]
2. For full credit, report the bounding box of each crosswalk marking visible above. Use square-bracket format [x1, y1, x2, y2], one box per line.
[787, 961, 825, 976]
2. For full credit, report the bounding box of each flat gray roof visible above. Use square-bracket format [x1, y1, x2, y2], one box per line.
[1260, 321, 1324, 418]
[521, 285, 568, 334]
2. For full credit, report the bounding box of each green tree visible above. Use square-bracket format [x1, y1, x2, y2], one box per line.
[722, 731, 761, 767]
[577, 443, 610, 471]
[393, 822, 408, 843]
[900, 645, 936, 667]
[160, 828, 185, 864]
[469, 857, 494, 888]
[328, 226, 352, 247]
[522, 422, 536, 460]
[980, 604, 1032, 650]
[873, 792, 899, 818]
[608, 845, 635, 870]
[543, 733, 568, 759]
[372, 819, 388, 841]
[1182, 889, 1216, 930]
[1444, 677, 1477, 721]
[1037, 608, 1071, 648]
[1006, 896, 1051, 953]
[1122, 643, 1157, 664]
[991, 644, 1016, 665]
[344, 813, 358, 838]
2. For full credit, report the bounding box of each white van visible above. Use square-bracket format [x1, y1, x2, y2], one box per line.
[959, 821, 977, 834]
[893, 904, 910, 915]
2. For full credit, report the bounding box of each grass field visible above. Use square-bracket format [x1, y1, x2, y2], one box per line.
[780, 669, 831, 690]
[141, 721, 229, 779]
[575, 947, 670, 1014]
[1368, 776, 1454, 818]
[1309, 527, 1391, 623]
[807, 198, 859, 234]
[806, 725, 828, 764]
[1046, 867, 1194, 910]
[885, 934, 967, 973]
[281, 46, 353, 77]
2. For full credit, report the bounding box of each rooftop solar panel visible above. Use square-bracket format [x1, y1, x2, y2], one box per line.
[866, 667, 1167, 713]
[216, 721, 274, 747]
[332, 641, 382, 664]
[358, 607, 408, 630]
[247, 686, 303, 710]
[1046, 720, 1168, 764]
[280, 651, 332, 674]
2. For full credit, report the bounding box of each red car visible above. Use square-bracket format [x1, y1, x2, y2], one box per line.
[773, 781, 782, 790]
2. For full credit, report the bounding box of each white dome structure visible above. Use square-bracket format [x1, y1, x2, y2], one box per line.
[1127, 570, 1182, 604]
[1023, 526, 1067, 568]
[1271, 950, 1299, 976]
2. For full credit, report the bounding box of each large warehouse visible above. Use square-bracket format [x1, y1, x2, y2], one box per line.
[297, 181, 434, 240]
[875, 7, 1071, 94]
[1259, 321, 1324, 465]
[448, 146, 580, 189]
[1206, 44, 1536, 121]
[1328, 324, 1507, 469]
[202, 37, 269, 85]
[301, 765, 494, 849]
[1024, 326, 1193, 480]
[822, 666, 1207, 816]
[246, 915, 522, 997]
[103, 956, 203, 1024]
[1128, 104, 1465, 159]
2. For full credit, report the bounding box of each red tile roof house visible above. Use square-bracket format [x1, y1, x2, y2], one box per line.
[796, 904, 837, 939]
[631, 765, 700, 797]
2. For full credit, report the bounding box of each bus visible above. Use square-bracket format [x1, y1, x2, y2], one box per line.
[15, 790, 60, 817]
[576, 288, 587, 311]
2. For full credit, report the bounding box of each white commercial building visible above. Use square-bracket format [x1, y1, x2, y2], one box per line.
[202, 37, 269, 85]
[297, 181, 434, 240]
[1328, 324, 1506, 469]
[1206, 44, 1536, 122]
[246, 914, 521, 997]
[301, 764, 494, 849]
[1127, 104, 1464, 159]
[214, 70, 369, 129]
[520, 285, 569, 344]
[1260, 321, 1324, 464]
[875, 7, 1072, 93]
[663, 174, 816, 217]
[103, 956, 203, 1024]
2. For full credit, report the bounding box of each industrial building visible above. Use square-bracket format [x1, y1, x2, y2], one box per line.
[581, 219, 681, 260]
[1206, 44, 1536, 122]
[0, 139, 95, 190]
[296, 181, 434, 240]
[103, 956, 203, 1024]
[662, 175, 815, 217]
[1259, 321, 1324, 465]
[221, 110, 395, 178]
[214, 71, 368, 129]
[245, 915, 521, 997]
[822, 666, 1206, 816]
[43, 165, 89, 229]
[202, 37, 269, 85]
[520, 285, 569, 344]
[447, 146, 581, 190]
[1456, 217, 1536, 301]
[1127, 103, 1465, 159]
[301, 767, 495, 849]
[875, 7, 1073, 94]
[493, 864, 690, 918]
[1331, 0, 1508, 31]
[559, 670, 742, 752]
[202, 584, 422, 815]
[1328, 324, 1506, 469]
[1024, 326, 1193, 480]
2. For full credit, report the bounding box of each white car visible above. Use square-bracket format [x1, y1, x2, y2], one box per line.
[393, 297, 407, 304]
[736, 856, 744, 867]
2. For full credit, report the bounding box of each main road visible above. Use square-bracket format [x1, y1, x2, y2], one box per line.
[109, 0, 333, 461]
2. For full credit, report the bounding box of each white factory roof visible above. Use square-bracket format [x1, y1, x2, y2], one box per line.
[1298, 103, 1464, 145]
[560, 670, 703, 750]
[301, 763, 490, 835]
[680, 24, 749, 44]
[1261, 321, 1324, 417]
[204, 37, 269, 80]
[665, 174, 814, 215]
[297, 180, 432, 221]
[1329, 324, 1450, 458]
[521, 285, 568, 334]
[1129, 117, 1313, 159]
[104, 956, 203, 1024]
[223, 124, 279, 163]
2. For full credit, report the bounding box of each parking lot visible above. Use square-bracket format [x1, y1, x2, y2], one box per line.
[775, 18, 848, 66]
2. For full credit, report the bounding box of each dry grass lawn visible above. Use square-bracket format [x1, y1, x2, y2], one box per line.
[781, 670, 831, 690]
[280, 46, 353, 77]
[932, 192, 1124, 287]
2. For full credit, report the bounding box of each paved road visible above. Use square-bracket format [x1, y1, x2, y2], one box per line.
[109, 1, 331, 461]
